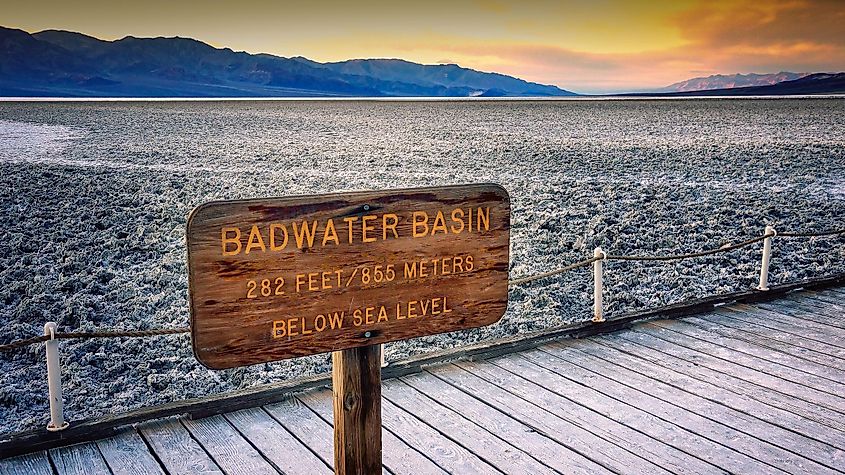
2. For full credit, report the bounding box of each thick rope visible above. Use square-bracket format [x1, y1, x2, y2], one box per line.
[605, 233, 772, 262]
[509, 256, 601, 286]
[0, 328, 189, 353]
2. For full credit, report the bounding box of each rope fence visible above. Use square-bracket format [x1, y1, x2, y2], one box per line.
[0, 224, 843, 431]
[2, 226, 843, 354]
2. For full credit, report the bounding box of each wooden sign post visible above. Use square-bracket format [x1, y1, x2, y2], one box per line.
[186, 184, 510, 474]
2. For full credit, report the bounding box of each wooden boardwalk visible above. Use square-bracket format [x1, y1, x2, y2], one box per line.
[2, 286, 844, 474]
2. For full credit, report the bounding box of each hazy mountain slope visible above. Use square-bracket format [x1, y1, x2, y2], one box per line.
[1, 26, 574, 97]
[316, 58, 572, 96]
[667, 73, 845, 96]
[660, 72, 808, 92]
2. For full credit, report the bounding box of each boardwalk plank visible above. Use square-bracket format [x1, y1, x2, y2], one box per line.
[540, 341, 845, 472]
[746, 305, 845, 346]
[382, 398, 501, 474]
[294, 390, 446, 475]
[452, 360, 696, 475]
[652, 318, 845, 383]
[504, 351, 790, 475]
[138, 417, 223, 475]
[717, 306, 845, 359]
[634, 323, 845, 413]
[181, 415, 278, 475]
[49, 442, 111, 475]
[0, 451, 54, 475]
[796, 293, 845, 314]
[225, 407, 332, 475]
[707, 309, 845, 367]
[769, 299, 845, 329]
[605, 332, 845, 432]
[401, 371, 613, 475]
[383, 378, 557, 474]
[754, 296, 845, 329]
[583, 337, 845, 451]
[96, 429, 164, 475]
[430, 363, 669, 474]
[263, 396, 336, 470]
[755, 300, 845, 334]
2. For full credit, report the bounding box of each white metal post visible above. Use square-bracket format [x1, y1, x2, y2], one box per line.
[757, 225, 775, 291]
[593, 247, 605, 322]
[44, 322, 68, 431]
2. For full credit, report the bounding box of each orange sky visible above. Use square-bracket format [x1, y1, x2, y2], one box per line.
[4, 0, 844, 93]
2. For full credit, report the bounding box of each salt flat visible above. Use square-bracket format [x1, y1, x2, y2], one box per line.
[0, 98, 843, 435]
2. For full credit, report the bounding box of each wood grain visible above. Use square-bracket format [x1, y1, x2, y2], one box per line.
[187, 183, 510, 368]
[332, 345, 382, 475]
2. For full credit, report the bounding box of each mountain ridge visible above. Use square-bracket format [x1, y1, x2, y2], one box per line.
[659, 72, 809, 93]
[0, 26, 575, 97]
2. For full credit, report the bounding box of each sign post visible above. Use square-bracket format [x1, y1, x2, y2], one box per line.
[186, 183, 510, 474]
[332, 345, 382, 474]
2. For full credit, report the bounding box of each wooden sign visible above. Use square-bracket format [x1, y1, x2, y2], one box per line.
[187, 183, 510, 369]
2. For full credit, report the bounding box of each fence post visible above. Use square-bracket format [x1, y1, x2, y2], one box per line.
[44, 322, 68, 432]
[757, 225, 775, 291]
[593, 247, 605, 322]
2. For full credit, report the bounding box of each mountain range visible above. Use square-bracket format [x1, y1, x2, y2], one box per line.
[2, 25, 843, 98]
[651, 73, 845, 96]
[0, 26, 574, 98]
[658, 72, 809, 93]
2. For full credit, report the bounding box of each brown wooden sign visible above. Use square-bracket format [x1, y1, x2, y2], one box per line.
[187, 183, 510, 369]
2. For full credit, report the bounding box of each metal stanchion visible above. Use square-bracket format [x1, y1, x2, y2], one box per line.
[593, 248, 605, 322]
[44, 322, 69, 431]
[758, 225, 775, 291]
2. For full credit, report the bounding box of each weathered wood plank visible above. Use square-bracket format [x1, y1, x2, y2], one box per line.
[96, 429, 165, 475]
[748, 299, 845, 334]
[582, 337, 845, 451]
[293, 390, 447, 475]
[499, 352, 787, 474]
[758, 298, 845, 328]
[383, 397, 501, 474]
[137, 417, 223, 475]
[430, 363, 671, 474]
[757, 298, 845, 329]
[0, 451, 54, 475]
[224, 407, 332, 475]
[539, 341, 845, 472]
[401, 370, 613, 474]
[634, 324, 845, 413]
[181, 415, 278, 475]
[263, 396, 336, 469]
[448, 361, 688, 475]
[606, 332, 845, 432]
[49, 442, 111, 475]
[705, 309, 845, 368]
[715, 306, 845, 360]
[750, 303, 845, 341]
[795, 292, 845, 314]
[383, 378, 556, 474]
[651, 318, 845, 383]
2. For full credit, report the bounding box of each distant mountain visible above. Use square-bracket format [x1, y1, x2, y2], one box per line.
[664, 73, 845, 96]
[659, 72, 808, 93]
[0, 26, 575, 97]
[622, 73, 845, 97]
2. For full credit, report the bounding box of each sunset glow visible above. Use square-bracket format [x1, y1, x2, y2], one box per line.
[3, 0, 844, 93]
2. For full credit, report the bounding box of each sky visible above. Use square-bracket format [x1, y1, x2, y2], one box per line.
[3, 0, 844, 93]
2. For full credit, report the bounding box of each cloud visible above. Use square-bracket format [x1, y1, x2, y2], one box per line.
[442, 1, 845, 92]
